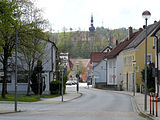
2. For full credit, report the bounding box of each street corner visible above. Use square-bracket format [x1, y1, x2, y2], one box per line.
[0, 109, 22, 115]
[63, 92, 82, 102]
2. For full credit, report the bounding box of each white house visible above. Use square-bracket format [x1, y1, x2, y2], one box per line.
[90, 52, 107, 88]
[93, 59, 107, 88]
[107, 52, 123, 90]
[90, 46, 112, 88]
[0, 39, 57, 94]
[106, 27, 140, 90]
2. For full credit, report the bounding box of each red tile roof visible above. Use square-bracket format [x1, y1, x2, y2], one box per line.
[90, 52, 107, 63]
[106, 31, 141, 59]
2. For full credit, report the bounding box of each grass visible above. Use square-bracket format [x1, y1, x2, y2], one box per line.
[0, 94, 60, 102]
[139, 112, 154, 120]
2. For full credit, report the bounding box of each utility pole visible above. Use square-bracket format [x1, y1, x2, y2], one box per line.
[61, 69, 63, 102]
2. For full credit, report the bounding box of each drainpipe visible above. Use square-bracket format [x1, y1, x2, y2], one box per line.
[106, 60, 107, 86]
[155, 35, 159, 96]
[103, 59, 108, 87]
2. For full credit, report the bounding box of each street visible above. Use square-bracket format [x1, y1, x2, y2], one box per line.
[0, 84, 145, 120]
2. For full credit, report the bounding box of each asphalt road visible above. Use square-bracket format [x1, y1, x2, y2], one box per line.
[0, 84, 146, 120]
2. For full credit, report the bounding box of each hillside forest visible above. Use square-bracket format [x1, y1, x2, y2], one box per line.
[47, 27, 137, 58]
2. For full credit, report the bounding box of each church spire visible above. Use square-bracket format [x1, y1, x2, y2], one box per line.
[89, 14, 95, 32]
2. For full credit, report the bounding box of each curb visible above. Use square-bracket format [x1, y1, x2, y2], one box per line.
[0, 110, 22, 115]
[0, 92, 82, 114]
[108, 90, 155, 120]
[131, 96, 155, 120]
[65, 92, 82, 102]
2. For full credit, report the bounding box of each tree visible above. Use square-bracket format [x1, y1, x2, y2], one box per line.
[30, 60, 46, 95]
[0, 0, 21, 98]
[18, 26, 47, 95]
[141, 63, 155, 92]
[0, 0, 49, 97]
[16, 0, 48, 95]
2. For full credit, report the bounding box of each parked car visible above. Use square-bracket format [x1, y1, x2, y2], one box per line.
[66, 81, 73, 85]
[72, 80, 77, 85]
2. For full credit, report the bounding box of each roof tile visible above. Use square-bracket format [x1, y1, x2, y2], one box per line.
[90, 52, 107, 63]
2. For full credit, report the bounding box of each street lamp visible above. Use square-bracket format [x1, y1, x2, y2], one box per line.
[142, 10, 151, 111]
[13, 12, 20, 112]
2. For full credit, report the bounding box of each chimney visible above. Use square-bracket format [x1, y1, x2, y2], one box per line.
[154, 20, 157, 23]
[128, 27, 133, 39]
[116, 40, 118, 46]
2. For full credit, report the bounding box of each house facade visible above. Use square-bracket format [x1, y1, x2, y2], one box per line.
[122, 21, 160, 92]
[151, 21, 160, 96]
[106, 27, 141, 90]
[92, 59, 107, 88]
[0, 40, 58, 94]
[90, 52, 107, 88]
[107, 52, 124, 88]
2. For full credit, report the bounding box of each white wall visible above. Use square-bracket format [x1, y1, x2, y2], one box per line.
[116, 53, 124, 87]
[107, 54, 123, 87]
[107, 58, 117, 85]
[92, 60, 107, 83]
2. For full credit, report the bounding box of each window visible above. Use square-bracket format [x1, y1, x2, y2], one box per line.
[153, 38, 156, 49]
[0, 75, 11, 83]
[124, 55, 134, 66]
[109, 61, 112, 68]
[17, 74, 28, 83]
[146, 54, 152, 64]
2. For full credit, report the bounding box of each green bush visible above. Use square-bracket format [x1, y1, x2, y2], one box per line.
[50, 80, 66, 95]
[50, 70, 70, 95]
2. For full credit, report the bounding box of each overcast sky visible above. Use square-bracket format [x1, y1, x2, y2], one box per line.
[36, 0, 160, 32]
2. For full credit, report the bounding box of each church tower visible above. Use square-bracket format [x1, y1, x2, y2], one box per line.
[89, 14, 95, 32]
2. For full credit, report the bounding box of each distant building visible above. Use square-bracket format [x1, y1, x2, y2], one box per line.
[90, 52, 107, 88]
[69, 59, 91, 82]
[59, 53, 69, 67]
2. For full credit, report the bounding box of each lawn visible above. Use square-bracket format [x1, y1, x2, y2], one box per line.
[0, 94, 60, 102]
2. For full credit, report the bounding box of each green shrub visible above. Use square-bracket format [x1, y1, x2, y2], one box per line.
[50, 70, 70, 95]
[50, 80, 66, 95]
[50, 80, 61, 95]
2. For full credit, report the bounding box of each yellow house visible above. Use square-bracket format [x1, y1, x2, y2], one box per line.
[151, 20, 160, 96]
[122, 21, 160, 92]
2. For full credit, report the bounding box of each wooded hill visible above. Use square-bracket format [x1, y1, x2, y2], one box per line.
[47, 27, 137, 58]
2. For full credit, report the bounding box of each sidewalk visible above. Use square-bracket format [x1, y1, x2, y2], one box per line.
[39, 92, 82, 103]
[112, 90, 160, 120]
[0, 92, 82, 114]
